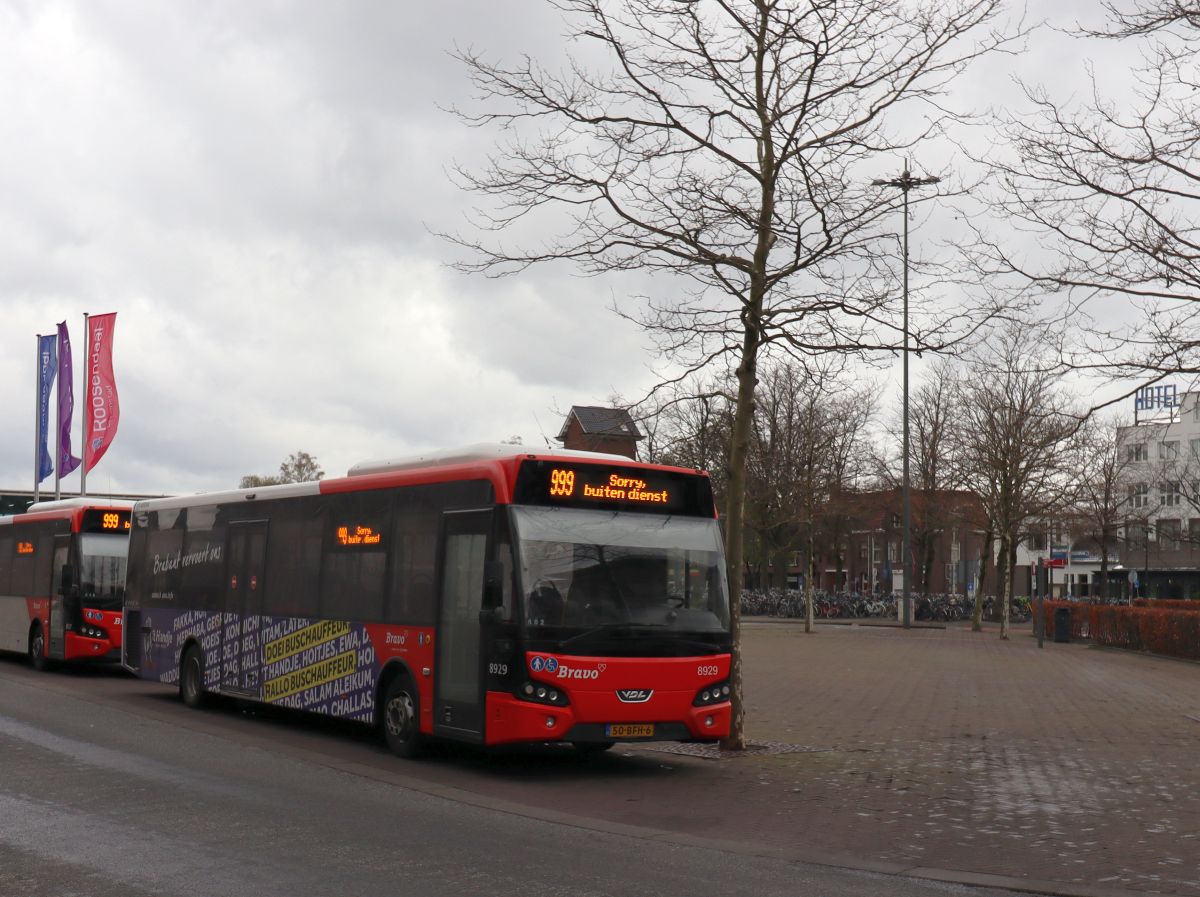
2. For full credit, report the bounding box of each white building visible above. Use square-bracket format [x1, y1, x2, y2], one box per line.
[1113, 385, 1200, 598]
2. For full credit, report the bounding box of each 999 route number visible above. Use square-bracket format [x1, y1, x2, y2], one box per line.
[549, 468, 576, 497]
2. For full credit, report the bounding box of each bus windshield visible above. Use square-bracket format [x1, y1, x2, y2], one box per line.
[78, 533, 127, 611]
[512, 506, 730, 634]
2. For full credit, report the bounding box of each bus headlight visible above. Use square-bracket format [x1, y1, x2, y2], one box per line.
[693, 681, 731, 706]
[79, 625, 106, 640]
[516, 682, 570, 707]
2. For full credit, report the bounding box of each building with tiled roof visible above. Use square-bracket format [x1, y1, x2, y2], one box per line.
[557, 406, 643, 460]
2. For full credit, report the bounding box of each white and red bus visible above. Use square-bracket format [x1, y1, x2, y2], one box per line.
[0, 498, 132, 670]
[122, 445, 732, 756]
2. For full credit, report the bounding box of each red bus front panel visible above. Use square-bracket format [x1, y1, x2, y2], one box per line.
[65, 607, 123, 661]
[484, 651, 732, 745]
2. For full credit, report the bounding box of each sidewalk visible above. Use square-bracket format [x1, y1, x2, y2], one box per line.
[658, 620, 1200, 895]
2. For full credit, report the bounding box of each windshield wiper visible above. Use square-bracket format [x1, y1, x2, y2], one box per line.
[557, 622, 666, 651]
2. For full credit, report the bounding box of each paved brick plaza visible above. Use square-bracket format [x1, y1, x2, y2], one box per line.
[426, 618, 1198, 896]
[695, 620, 1200, 895]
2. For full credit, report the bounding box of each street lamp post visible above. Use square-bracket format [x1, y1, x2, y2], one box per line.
[873, 165, 940, 629]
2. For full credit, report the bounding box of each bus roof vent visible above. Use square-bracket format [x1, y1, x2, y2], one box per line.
[347, 443, 631, 477]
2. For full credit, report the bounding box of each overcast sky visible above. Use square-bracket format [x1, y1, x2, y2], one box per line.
[0, 0, 1133, 497]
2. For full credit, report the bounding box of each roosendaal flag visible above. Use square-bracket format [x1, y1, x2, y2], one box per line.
[84, 312, 120, 473]
[37, 334, 57, 483]
[57, 321, 81, 477]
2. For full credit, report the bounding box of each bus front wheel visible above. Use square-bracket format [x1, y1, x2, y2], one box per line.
[381, 676, 423, 759]
[180, 646, 206, 709]
[28, 625, 48, 672]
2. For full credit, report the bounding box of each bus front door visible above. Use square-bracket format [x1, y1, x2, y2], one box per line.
[48, 535, 71, 660]
[433, 510, 491, 741]
[221, 521, 268, 695]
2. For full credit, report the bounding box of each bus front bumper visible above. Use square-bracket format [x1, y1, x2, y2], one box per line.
[483, 691, 731, 745]
[64, 631, 121, 662]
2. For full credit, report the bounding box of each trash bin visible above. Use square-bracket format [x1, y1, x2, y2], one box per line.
[1053, 606, 1071, 643]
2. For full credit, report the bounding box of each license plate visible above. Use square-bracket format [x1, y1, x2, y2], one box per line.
[605, 723, 655, 738]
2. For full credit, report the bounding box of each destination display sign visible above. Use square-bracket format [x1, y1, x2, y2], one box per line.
[335, 524, 383, 548]
[513, 460, 714, 517]
[81, 509, 132, 534]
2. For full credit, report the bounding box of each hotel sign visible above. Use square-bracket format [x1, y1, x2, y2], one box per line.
[1134, 384, 1178, 423]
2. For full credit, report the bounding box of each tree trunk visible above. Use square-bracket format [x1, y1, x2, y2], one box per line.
[1000, 536, 1013, 640]
[972, 528, 993, 632]
[1099, 543, 1110, 602]
[719, 294, 763, 751]
[804, 526, 816, 633]
[995, 532, 1009, 626]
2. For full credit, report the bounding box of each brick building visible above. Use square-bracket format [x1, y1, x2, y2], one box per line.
[836, 488, 991, 594]
[557, 406, 643, 459]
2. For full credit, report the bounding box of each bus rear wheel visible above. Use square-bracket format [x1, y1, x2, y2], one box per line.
[381, 676, 423, 759]
[28, 625, 48, 672]
[180, 646, 206, 709]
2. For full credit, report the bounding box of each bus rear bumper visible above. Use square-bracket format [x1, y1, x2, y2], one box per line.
[483, 692, 731, 745]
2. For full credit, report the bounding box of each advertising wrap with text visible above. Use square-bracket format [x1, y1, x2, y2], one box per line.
[139, 609, 432, 724]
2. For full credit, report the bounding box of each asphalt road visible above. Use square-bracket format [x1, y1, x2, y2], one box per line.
[0, 655, 1034, 897]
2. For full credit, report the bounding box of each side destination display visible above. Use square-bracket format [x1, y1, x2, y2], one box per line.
[512, 460, 713, 517]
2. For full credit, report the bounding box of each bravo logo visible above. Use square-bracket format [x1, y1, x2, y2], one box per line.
[556, 664, 600, 680]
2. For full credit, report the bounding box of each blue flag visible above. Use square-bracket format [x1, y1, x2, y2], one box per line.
[37, 334, 57, 482]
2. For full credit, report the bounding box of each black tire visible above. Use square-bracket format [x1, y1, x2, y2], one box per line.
[28, 625, 48, 672]
[180, 645, 206, 709]
[381, 675, 423, 759]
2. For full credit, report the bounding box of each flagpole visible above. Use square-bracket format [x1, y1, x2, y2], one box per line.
[34, 334, 42, 504]
[54, 330, 62, 500]
[80, 312, 88, 498]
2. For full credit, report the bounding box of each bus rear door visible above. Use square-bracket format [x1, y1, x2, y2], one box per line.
[433, 510, 491, 741]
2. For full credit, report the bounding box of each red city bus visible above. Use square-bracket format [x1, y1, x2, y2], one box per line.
[122, 445, 732, 756]
[0, 498, 133, 670]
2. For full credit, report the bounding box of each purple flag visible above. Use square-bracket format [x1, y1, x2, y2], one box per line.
[37, 335, 57, 482]
[57, 321, 81, 477]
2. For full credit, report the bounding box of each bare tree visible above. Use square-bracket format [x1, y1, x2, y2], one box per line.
[639, 380, 734, 507]
[874, 357, 963, 591]
[449, 0, 1020, 747]
[950, 325, 1079, 638]
[744, 360, 875, 609]
[967, 1, 1200, 386]
[1069, 415, 1136, 600]
[771, 364, 876, 631]
[745, 365, 811, 591]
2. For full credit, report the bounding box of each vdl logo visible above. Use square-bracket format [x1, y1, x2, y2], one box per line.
[616, 689, 653, 703]
[529, 656, 559, 673]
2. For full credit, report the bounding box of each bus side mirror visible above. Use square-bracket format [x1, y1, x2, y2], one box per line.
[481, 561, 504, 611]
